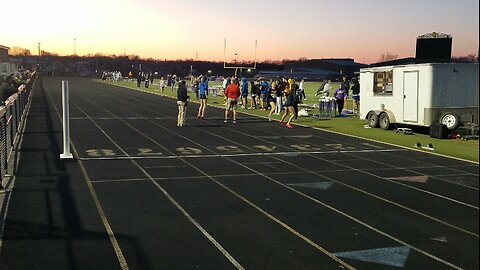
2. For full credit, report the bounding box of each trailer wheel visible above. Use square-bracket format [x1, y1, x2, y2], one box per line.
[379, 113, 391, 130]
[367, 112, 379, 128]
[440, 112, 461, 130]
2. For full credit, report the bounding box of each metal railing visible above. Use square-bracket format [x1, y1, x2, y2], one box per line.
[0, 73, 36, 189]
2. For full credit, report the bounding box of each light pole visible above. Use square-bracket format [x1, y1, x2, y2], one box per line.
[38, 42, 41, 56]
[234, 53, 238, 63]
[74, 38, 76, 55]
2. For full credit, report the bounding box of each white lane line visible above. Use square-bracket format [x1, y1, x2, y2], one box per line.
[45, 85, 130, 270]
[72, 103, 246, 270]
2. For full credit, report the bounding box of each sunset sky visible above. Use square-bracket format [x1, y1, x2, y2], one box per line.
[2, 0, 478, 63]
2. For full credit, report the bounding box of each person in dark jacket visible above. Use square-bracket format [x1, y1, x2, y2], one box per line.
[350, 77, 360, 114]
[137, 72, 142, 87]
[176, 80, 190, 127]
[144, 73, 150, 88]
[333, 84, 348, 115]
[240, 77, 249, 109]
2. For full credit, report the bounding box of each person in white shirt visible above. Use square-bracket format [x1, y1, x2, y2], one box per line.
[159, 77, 165, 95]
[299, 78, 306, 100]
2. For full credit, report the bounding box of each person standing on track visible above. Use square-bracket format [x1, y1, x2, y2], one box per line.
[275, 78, 285, 115]
[176, 80, 190, 127]
[279, 80, 295, 128]
[240, 77, 249, 109]
[267, 80, 277, 121]
[197, 75, 209, 119]
[259, 78, 270, 111]
[224, 78, 241, 123]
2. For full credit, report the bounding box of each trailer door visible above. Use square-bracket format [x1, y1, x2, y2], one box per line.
[403, 71, 419, 122]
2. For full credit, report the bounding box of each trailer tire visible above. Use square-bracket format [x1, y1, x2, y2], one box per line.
[367, 112, 379, 128]
[440, 112, 461, 130]
[379, 113, 391, 130]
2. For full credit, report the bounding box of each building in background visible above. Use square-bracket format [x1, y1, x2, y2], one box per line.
[0, 45, 17, 78]
[254, 58, 368, 81]
[0, 45, 8, 62]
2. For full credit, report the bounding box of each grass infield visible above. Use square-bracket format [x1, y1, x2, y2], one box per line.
[102, 79, 479, 163]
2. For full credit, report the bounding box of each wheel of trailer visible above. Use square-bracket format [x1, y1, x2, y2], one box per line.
[440, 112, 461, 130]
[379, 113, 391, 130]
[367, 112, 379, 128]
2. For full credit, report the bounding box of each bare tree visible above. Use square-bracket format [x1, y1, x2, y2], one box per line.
[9, 46, 32, 56]
[452, 54, 477, 63]
[378, 53, 398, 62]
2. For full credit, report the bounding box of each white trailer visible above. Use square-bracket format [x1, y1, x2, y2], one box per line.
[359, 63, 479, 131]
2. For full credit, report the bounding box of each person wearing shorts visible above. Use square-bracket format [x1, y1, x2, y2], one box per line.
[279, 84, 295, 128]
[267, 82, 277, 121]
[197, 75, 208, 119]
[224, 79, 241, 123]
[240, 77, 249, 109]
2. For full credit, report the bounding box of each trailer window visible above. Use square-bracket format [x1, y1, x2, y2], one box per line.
[373, 70, 393, 95]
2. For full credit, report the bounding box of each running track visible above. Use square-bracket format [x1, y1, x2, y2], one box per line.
[0, 77, 478, 270]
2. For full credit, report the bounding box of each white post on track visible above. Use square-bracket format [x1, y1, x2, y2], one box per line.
[60, 80, 73, 160]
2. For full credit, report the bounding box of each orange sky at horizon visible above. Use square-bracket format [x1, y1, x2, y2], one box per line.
[2, 0, 478, 64]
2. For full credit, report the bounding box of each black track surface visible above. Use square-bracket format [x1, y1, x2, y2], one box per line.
[0, 77, 478, 270]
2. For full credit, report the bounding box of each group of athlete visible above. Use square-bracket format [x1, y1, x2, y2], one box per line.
[176, 75, 306, 128]
[219, 76, 307, 128]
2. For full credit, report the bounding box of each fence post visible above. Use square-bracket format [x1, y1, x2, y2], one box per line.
[0, 106, 5, 192]
[60, 81, 73, 160]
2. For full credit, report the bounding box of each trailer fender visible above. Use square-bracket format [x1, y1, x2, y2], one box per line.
[366, 110, 397, 122]
[381, 110, 397, 124]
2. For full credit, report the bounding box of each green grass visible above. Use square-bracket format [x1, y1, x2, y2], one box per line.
[102, 79, 479, 163]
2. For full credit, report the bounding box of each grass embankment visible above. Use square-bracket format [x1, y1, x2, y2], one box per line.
[104, 79, 479, 163]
